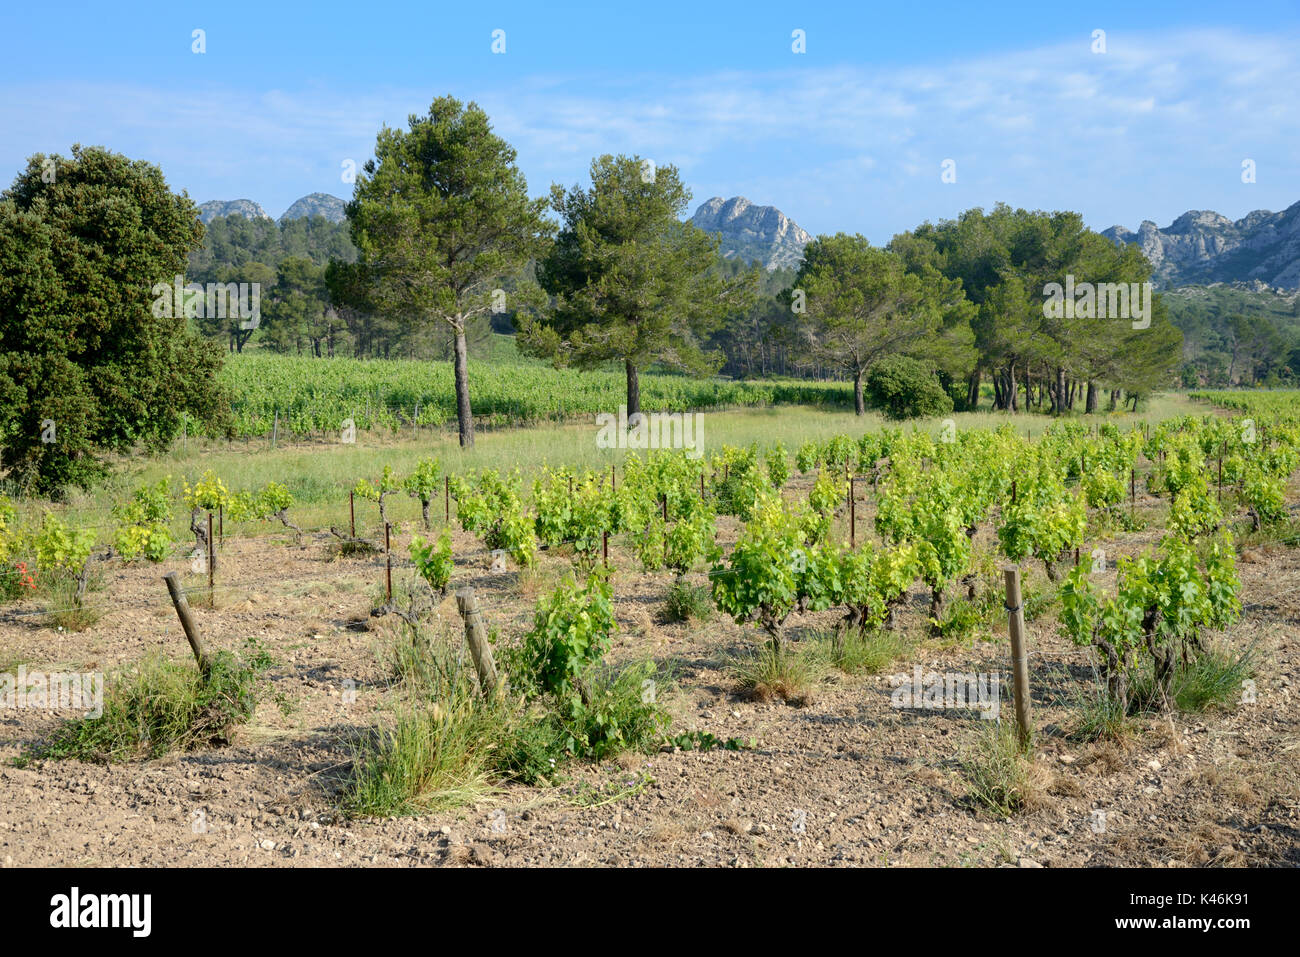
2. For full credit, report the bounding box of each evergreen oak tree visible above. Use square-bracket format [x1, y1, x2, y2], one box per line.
[0, 145, 228, 495]
[789, 234, 955, 415]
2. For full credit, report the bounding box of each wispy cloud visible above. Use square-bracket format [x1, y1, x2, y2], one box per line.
[1, 28, 1296, 237]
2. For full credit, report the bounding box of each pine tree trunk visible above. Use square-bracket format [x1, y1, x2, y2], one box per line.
[454, 323, 475, 448]
[626, 360, 641, 425]
[853, 367, 865, 416]
[1086, 381, 1098, 413]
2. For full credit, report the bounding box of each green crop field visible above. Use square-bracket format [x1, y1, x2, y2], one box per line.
[210, 345, 855, 439]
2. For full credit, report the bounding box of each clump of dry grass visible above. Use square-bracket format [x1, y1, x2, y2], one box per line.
[514, 562, 559, 603]
[1167, 822, 1244, 867]
[960, 722, 1048, 817]
[731, 641, 822, 706]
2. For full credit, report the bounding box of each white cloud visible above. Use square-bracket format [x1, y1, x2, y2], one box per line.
[0, 28, 1295, 236]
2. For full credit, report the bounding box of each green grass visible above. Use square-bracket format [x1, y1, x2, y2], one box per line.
[213, 346, 856, 438]
[1129, 643, 1258, 714]
[346, 622, 510, 814]
[21, 643, 273, 764]
[732, 639, 824, 705]
[343, 700, 504, 816]
[663, 578, 712, 622]
[347, 621, 672, 814]
[819, 626, 907, 675]
[28, 391, 1204, 545]
[1066, 676, 1135, 743]
[40, 571, 103, 633]
[961, 720, 1038, 817]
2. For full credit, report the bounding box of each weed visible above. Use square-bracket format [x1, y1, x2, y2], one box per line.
[25, 641, 273, 764]
[961, 720, 1040, 817]
[663, 578, 712, 622]
[732, 640, 822, 706]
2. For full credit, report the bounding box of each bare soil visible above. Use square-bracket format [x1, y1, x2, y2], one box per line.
[1, 473, 1297, 868]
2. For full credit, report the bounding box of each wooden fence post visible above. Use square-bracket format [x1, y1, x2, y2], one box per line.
[1002, 565, 1033, 749]
[456, 587, 499, 697]
[384, 522, 392, 603]
[350, 489, 356, 538]
[164, 572, 210, 677]
[849, 476, 856, 548]
[444, 476, 450, 524]
[207, 511, 215, 605]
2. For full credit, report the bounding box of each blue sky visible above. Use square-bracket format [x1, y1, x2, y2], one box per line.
[2, 1, 1298, 241]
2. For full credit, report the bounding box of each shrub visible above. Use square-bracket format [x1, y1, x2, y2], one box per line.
[519, 569, 617, 701]
[516, 571, 669, 760]
[403, 457, 442, 529]
[664, 578, 711, 622]
[26, 642, 273, 763]
[766, 442, 791, 489]
[864, 355, 954, 420]
[795, 441, 821, 473]
[113, 478, 174, 563]
[450, 469, 536, 566]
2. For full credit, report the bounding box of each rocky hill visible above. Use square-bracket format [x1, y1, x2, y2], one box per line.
[278, 193, 347, 224]
[1103, 201, 1300, 289]
[689, 196, 812, 271]
[196, 199, 273, 224]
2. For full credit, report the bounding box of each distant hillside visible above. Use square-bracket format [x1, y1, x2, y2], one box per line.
[1103, 201, 1300, 289]
[1162, 280, 1300, 386]
[187, 213, 357, 283]
[279, 193, 347, 224]
[689, 196, 812, 271]
[197, 199, 272, 224]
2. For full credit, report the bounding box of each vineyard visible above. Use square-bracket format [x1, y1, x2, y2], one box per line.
[1, 396, 1298, 867]
[211, 351, 854, 438]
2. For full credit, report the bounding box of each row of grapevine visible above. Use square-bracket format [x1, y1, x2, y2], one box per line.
[211, 354, 854, 439]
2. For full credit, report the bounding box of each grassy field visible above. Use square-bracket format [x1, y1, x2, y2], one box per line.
[212, 339, 855, 438]
[38, 392, 1202, 539]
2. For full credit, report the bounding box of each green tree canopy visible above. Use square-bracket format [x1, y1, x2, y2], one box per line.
[0, 145, 229, 495]
[901, 204, 1181, 413]
[790, 233, 962, 414]
[340, 96, 552, 446]
[522, 154, 755, 421]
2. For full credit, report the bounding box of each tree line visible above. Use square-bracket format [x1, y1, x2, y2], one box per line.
[1, 97, 1187, 492]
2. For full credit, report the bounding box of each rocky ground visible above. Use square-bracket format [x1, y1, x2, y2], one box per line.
[1, 474, 1297, 868]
